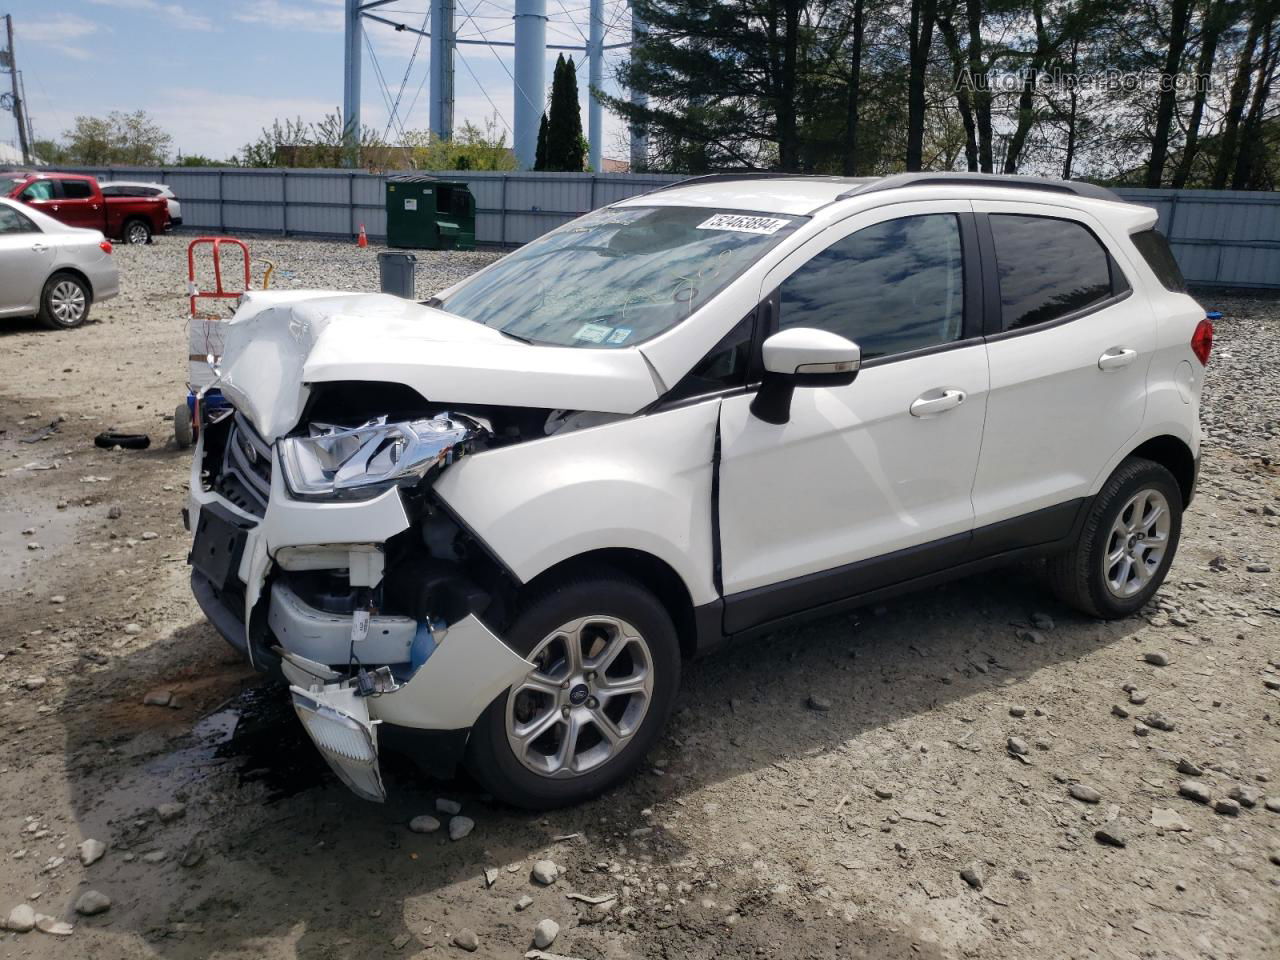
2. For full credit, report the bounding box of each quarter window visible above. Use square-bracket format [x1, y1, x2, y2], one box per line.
[1131, 229, 1186, 292]
[0, 206, 37, 234]
[989, 214, 1115, 331]
[778, 214, 965, 361]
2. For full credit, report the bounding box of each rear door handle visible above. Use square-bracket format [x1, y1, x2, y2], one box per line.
[910, 388, 966, 418]
[31, 243, 49, 252]
[1098, 347, 1137, 370]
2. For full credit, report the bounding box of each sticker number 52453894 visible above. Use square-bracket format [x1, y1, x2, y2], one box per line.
[695, 213, 792, 235]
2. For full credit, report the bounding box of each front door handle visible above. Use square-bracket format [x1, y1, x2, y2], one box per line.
[1098, 347, 1137, 371]
[31, 242, 49, 252]
[910, 388, 966, 418]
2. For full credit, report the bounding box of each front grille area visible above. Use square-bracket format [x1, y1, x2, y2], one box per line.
[215, 413, 273, 517]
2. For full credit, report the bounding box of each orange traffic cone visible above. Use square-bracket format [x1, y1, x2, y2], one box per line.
[357, 224, 368, 248]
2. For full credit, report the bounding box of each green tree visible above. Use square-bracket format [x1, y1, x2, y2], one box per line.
[544, 54, 586, 171]
[534, 112, 549, 170]
[60, 111, 172, 165]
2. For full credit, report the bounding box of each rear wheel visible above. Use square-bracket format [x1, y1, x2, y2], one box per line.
[124, 218, 152, 245]
[466, 573, 681, 809]
[1046, 457, 1183, 618]
[174, 401, 194, 448]
[37, 272, 91, 330]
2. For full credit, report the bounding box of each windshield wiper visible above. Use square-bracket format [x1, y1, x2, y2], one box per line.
[496, 327, 534, 344]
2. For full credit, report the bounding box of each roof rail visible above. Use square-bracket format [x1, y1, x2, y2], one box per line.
[644, 172, 811, 194]
[837, 172, 1123, 203]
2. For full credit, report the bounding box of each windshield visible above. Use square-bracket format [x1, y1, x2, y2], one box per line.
[0, 176, 28, 195]
[439, 205, 804, 348]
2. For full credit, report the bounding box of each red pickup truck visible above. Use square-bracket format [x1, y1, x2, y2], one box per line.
[1, 172, 172, 245]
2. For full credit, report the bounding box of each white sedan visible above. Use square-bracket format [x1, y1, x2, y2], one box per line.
[0, 196, 119, 329]
[99, 180, 182, 226]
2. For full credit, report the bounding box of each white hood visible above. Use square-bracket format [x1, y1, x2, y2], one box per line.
[217, 291, 665, 441]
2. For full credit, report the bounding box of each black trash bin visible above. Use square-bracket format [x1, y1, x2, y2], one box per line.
[377, 251, 417, 299]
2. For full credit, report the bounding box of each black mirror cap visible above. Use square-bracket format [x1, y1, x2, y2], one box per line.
[749, 368, 858, 424]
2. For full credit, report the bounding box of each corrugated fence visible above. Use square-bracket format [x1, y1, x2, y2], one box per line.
[46, 166, 1280, 288]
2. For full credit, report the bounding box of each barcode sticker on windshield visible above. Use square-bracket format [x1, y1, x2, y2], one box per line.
[696, 214, 791, 235]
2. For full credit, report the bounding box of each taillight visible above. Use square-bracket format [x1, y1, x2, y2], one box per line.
[99, 240, 113, 254]
[1191, 317, 1214, 366]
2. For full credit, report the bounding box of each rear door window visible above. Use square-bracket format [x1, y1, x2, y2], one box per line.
[60, 179, 95, 200]
[1131, 229, 1187, 292]
[989, 214, 1117, 331]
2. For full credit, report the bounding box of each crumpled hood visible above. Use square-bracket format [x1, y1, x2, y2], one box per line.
[216, 291, 665, 441]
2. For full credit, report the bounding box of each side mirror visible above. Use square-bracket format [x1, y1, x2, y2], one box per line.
[750, 328, 860, 424]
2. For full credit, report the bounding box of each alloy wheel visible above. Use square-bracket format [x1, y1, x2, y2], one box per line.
[49, 280, 87, 325]
[127, 223, 148, 244]
[1103, 488, 1171, 598]
[505, 615, 654, 779]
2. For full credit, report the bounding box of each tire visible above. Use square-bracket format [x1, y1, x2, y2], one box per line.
[124, 218, 152, 245]
[1046, 457, 1183, 619]
[37, 272, 92, 330]
[466, 573, 681, 809]
[174, 401, 194, 449]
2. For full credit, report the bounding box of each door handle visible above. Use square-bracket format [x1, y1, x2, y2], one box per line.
[910, 388, 966, 418]
[1098, 347, 1137, 371]
[31, 243, 49, 252]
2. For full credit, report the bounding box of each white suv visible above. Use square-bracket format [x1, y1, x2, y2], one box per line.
[187, 173, 1211, 808]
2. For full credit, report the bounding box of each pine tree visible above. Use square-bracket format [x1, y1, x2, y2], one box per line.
[545, 54, 586, 172]
[535, 112, 549, 170]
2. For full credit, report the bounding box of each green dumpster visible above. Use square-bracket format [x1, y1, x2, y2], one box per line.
[384, 174, 477, 250]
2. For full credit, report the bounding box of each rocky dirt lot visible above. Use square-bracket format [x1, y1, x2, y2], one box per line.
[0, 236, 1277, 960]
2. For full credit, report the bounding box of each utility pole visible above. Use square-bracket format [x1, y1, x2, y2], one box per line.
[3, 14, 32, 165]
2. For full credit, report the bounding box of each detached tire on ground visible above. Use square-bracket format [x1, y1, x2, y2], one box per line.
[1046, 456, 1183, 619]
[124, 218, 152, 245]
[466, 573, 681, 809]
[37, 272, 92, 330]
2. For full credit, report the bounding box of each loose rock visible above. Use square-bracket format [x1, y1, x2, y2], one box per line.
[1007, 736, 1029, 756]
[5, 903, 35, 933]
[1228, 785, 1259, 808]
[807, 693, 832, 712]
[143, 689, 172, 707]
[1094, 827, 1126, 848]
[1009, 705, 1027, 718]
[1214, 798, 1240, 816]
[533, 918, 560, 949]
[531, 859, 559, 885]
[1179, 781, 1213, 804]
[1177, 759, 1204, 777]
[1144, 651, 1171, 666]
[79, 838, 107, 866]
[515, 894, 534, 911]
[960, 863, 985, 890]
[75, 890, 111, 916]
[436, 798, 462, 815]
[452, 928, 479, 951]
[448, 816, 475, 841]
[156, 801, 186, 822]
[408, 815, 441, 834]
[1245, 562, 1271, 573]
[1070, 784, 1102, 804]
[1151, 808, 1191, 831]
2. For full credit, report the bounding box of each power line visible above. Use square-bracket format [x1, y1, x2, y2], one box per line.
[383, 8, 431, 139]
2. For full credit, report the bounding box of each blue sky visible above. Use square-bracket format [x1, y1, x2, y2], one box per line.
[4, 0, 635, 162]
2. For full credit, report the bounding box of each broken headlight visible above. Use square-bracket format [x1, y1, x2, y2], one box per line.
[278, 414, 483, 501]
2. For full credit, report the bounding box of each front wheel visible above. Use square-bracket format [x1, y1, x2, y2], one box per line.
[124, 219, 152, 245]
[1046, 457, 1183, 619]
[466, 573, 681, 809]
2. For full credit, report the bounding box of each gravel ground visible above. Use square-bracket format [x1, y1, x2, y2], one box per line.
[0, 236, 1277, 960]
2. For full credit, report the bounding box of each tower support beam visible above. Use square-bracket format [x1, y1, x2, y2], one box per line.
[512, 0, 547, 170]
[629, 3, 648, 172]
[343, 0, 362, 166]
[430, 0, 455, 141]
[587, 0, 604, 172]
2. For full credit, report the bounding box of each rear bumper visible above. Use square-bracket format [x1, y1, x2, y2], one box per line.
[171, 216, 184, 227]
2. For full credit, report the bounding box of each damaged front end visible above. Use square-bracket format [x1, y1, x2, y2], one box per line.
[188, 401, 534, 802]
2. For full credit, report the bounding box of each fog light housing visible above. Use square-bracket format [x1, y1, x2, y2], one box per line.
[291, 687, 386, 802]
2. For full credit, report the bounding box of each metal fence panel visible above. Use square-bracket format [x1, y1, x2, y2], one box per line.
[41, 168, 1279, 287]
